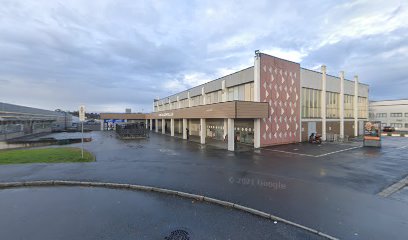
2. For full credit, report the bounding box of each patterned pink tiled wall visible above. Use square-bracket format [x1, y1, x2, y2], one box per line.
[259, 54, 301, 146]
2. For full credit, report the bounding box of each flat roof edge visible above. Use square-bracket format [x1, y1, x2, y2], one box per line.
[156, 66, 254, 102]
[300, 68, 369, 86]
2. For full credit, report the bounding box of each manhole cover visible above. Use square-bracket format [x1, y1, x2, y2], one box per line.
[164, 229, 190, 240]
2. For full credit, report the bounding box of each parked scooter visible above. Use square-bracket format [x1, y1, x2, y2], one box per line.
[309, 133, 322, 144]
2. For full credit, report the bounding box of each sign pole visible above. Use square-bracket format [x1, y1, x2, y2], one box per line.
[79, 105, 86, 159]
[81, 121, 84, 158]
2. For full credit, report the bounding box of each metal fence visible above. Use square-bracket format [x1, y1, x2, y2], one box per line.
[326, 133, 350, 143]
[116, 123, 149, 139]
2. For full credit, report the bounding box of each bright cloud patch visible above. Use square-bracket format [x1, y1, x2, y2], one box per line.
[263, 48, 307, 63]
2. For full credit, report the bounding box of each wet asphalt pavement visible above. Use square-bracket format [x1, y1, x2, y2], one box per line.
[0, 187, 324, 240]
[391, 186, 408, 203]
[1, 131, 408, 239]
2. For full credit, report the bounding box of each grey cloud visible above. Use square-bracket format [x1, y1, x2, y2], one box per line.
[301, 27, 408, 100]
[0, 0, 407, 112]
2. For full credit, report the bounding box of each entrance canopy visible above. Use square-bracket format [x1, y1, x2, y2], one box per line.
[100, 113, 146, 120]
[147, 101, 268, 119]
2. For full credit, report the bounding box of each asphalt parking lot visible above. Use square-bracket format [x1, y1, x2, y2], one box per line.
[0, 186, 324, 240]
[1, 131, 408, 239]
[262, 141, 362, 157]
[391, 186, 408, 203]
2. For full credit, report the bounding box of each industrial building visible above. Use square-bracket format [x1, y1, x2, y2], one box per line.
[143, 51, 369, 151]
[0, 102, 72, 140]
[100, 112, 146, 130]
[369, 99, 408, 131]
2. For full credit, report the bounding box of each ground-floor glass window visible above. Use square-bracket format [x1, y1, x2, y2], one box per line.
[235, 119, 254, 144]
[206, 119, 224, 141]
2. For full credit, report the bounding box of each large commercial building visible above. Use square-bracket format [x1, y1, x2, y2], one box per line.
[369, 99, 408, 131]
[0, 102, 72, 140]
[144, 52, 369, 151]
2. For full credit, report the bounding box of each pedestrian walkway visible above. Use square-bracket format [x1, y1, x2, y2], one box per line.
[180, 135, 253, 152]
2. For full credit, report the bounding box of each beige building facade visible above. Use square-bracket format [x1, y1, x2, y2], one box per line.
[101, 51, 369, 151]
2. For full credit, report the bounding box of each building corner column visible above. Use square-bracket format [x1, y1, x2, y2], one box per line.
[227, 118, 235, 151]
[339, 71, 345, 139]
[200, 118, 206, 144]
[254, 51, 261, 103]
[182, 118, 187, 139]
[155, 119, 158, 132]
[321, 65, 327, 141]
[223, 119, 228, 139]
[253, 51, 262, 148]
[170, 119, 175, 136]
[150, 119, 153, 131]
[161, 119, 165, 134]
[354, 75, 359, 137]
[254, 119, 260, 148]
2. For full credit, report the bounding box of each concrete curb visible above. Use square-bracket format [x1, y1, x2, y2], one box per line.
[233, 203, 271, 218]
[203, 196, 235, 208]
[0, 180, 339, 240]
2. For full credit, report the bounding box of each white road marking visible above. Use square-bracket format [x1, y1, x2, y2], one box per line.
[316, 146, 362, 157]
[378, 176, 408, 197]
[262, 145, 363, 158]
[261, 148, 317, 157]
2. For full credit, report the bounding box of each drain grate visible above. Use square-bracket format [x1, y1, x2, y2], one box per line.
[164, 229, 190, 240]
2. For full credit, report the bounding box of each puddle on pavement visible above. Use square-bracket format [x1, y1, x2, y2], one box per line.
[159, 148, 179, 155]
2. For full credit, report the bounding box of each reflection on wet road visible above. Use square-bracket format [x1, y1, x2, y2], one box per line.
[1, 132, 408, 239]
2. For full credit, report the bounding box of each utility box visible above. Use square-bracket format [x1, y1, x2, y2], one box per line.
[363, 121, 381, 147]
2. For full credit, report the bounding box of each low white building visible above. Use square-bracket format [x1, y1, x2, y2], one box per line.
[369, 99, 408, 131]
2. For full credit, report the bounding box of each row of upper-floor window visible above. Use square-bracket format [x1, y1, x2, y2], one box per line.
[301, 88, 368, 119]
[154, 83, 254, 112]
[374, 112, 408, 118]
[154, 85, 367, 116]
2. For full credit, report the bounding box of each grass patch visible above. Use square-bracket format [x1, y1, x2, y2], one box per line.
[0, 147, 95, 165]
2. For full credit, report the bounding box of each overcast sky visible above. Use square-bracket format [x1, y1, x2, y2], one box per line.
[0, 0, 407, 113]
